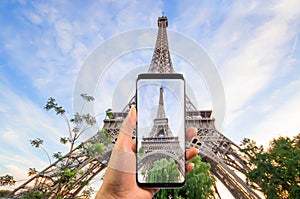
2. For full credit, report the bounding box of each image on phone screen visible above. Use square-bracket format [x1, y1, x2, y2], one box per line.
[136, 73, 185, 188]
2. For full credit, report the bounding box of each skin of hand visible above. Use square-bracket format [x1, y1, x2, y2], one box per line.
[95, 106, 199, 199]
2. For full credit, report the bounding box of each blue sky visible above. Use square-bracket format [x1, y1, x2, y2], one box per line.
[137, 79, 185, 148]
[0, 0, 300, 197]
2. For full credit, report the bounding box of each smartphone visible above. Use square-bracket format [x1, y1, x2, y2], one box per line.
[136, 73, 186, 188]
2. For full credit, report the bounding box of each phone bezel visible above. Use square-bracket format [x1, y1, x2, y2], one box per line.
[136, 73, 186, 188]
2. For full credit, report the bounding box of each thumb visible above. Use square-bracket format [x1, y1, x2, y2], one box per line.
[108, 106, 136, 173]
[115, 106, 136, 151]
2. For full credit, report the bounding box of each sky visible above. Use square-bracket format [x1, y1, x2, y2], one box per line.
[137, 79, 185, 148]
[0, 0, 300, 197]
[136, 79, 185, 184]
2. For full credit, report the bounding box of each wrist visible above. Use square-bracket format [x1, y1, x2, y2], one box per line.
[95, 186, 115, 199]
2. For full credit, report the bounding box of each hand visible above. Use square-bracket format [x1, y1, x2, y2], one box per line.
[96, 107, 199, 199]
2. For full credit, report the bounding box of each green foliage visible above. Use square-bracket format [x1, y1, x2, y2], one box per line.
[44, 97, 65, 115]
[82, 113, 97, 126]
[138, 146, 144, 156]
[70, 112, 83, 124]
[59, 168, 83, 186]
[80, 186, 95, 199]
[30, 138, 52, 164]
[241, 133, 300, 199]
[70, 112, 96, 127]
[30, 138, 43, 148]
[80, 93, 95, 102]
[20, 190, 43, 199]
[96, 129, 111, 144]
[60, 137, 68, 144]
[28, 168, 38, 176]
[17, 94, 105, 198]
[0, 175, 15, 186]
[53, 151, 62, 159]
[84, 142, 105, 158]
[83, 129, 111, 158]
[147, 158, 180, 183]
[0, 189, 11, 197]
[105, 108, 114, 119]
[154, 156, 215, 199]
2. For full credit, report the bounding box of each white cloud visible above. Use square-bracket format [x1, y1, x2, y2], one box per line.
[0, 76, 69, 178]
[169, 0, 300, 151]
[54, 19, 74, 54]
[0, 103, 9, 113]
[22, 9, 43, 25]
[273, 0, 300, 21]
[0, 1, 164, 180]
[0, 0, 163, 107]
[5, 165, 27, 180]
[203, 1, 300, 131]
[249, 80, 300, 146]
[1, 1, 300, 198]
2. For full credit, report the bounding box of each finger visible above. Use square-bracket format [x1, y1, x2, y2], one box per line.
[115, 106, 136, 151]
[186, 163, 195, 173]
[131, 139, 136, 153]
[108, 107, 136, 173]
[186, 147, 199, 160]
[149, 188, 160, 197]
[186, 127, 197, 141]
[108, 147, 136, 173]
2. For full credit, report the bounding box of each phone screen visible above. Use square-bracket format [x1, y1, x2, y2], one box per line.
[136, 73, 185, 188]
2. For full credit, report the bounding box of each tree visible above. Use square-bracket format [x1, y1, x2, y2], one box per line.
[11, 94, 111, 199]
[147, 158, 180, 183]
[0, 189, 11, 197]
[241, 133, 300, 199]
[0, 175, 15, 186]
[28, 168, 38, 176]
[154, 156, 216, 199]
[0, 175, 15, 198]
[30, 138, 52, 164]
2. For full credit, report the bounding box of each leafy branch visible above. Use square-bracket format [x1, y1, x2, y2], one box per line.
[30, 138, 52, 164]
[0, 175, 15, 186]
[24, 94, 108, 198]
[240, 134, 300, 199]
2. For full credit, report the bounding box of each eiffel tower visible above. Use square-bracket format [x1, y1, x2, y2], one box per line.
[10, 15, 262, 198]
[137, 86, 185, 179]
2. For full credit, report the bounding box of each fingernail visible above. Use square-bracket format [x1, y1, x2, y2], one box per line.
[129, 106, 136, 121]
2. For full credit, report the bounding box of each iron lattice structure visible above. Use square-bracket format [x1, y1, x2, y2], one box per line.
[10, 16, 262, 199]
[138, 87, 185, 177]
